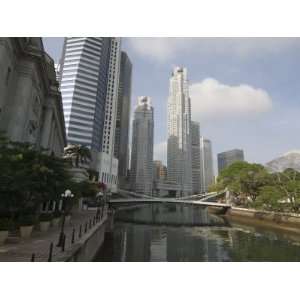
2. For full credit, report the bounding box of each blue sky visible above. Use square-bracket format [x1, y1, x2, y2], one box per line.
[43, 38, 300, 171]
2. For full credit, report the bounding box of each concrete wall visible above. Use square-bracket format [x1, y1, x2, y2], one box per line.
[227, 207, 300, 232]
[61, 215, 109, 262]
[69, 221, 106, 262]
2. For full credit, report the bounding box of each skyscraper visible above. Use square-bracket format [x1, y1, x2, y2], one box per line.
[191, 121, 201, 194]
[98, 38, 121, 192]
[167, 67, 192, 196]
[114, 51, 132, 188]
[130, 97, 154, 196]
[153, 160, 167, 183]
[200, 137, 214, 193]
[217, 149, 244, 174]
[60, 37, 111, 166]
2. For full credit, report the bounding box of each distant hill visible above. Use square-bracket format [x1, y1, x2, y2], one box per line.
[265, 150, 300, 173]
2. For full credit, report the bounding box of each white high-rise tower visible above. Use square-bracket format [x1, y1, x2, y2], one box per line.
[98, 38, 121, 192]
[167, 67, 193, 196]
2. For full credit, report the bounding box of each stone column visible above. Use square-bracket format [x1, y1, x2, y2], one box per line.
[6, 68, 33, 141]
[40, 107, 53, 150]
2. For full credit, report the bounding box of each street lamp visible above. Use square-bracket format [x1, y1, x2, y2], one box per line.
[56, 189, 74, 247]
[96, 191, 103, 220]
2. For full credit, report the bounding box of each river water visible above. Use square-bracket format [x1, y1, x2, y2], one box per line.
[95, 203, 300, 262]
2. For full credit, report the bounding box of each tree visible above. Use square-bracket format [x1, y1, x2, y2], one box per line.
[255, 185, 284, 211]
[270, 169, 300, 212]
[0, 132, 75, 219]
[64, 144, 91, 168]
[217, 161, 270, 203]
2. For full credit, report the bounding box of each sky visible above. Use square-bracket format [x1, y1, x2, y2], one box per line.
[43, 37, 300, 172]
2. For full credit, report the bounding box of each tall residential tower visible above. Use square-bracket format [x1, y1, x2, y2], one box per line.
[167, 67, 192, 196]
[130, 97, 154, 196]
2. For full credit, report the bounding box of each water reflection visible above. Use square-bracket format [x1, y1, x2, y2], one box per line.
[115, 203, 226, 226]
[95, 203, 300, 262]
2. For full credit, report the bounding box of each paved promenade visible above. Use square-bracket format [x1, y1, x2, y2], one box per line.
[0, 208, 107, 262]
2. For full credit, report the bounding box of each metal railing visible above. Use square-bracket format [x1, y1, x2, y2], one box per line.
[30, 205, 107, 262]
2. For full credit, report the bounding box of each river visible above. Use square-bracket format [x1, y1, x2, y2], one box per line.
[95, 202, 300, 261]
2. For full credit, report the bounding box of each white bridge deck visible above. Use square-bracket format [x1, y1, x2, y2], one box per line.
[109, 198, 231, 208]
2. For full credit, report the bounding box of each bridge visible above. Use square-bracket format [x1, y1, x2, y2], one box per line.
[110, 190, 231, 213]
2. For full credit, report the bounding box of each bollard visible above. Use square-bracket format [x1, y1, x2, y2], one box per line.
[62, 234, 66, 252]
[31, 253, 35, 262]
[71, 228, 75, 244]
[93, 216, 96, 226]
[79, 224, 82, 238]
[48, 242, 53, 262]
[96, 209, 100, 222]
[84, 222, 87, 233]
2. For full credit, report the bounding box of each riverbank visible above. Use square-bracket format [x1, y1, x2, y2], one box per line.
[0, 207, 109, 262]
[224, 207, 300, 235]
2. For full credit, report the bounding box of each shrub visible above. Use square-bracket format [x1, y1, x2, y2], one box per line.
[18, 215, 37, 226]
[53, 210, 62, 218]
[39, 213, 53, 222]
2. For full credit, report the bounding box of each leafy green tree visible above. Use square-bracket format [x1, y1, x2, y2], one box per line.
[255, 185, 284, 211]
[217, 161, 270, 204]
[0, 132, 75, 219]
[270, 169, 300, 212]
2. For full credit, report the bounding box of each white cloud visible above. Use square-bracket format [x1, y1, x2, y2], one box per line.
[189, 78, 272, 121]
[154, 141, 167, 164]
[127, 38, 187, 61]
[126, 37, 300, 61]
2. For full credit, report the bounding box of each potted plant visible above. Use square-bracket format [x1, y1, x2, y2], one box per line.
[18, 215, 36, 238]
[0, 218, 12, 245]
[39, 213, 53, 232]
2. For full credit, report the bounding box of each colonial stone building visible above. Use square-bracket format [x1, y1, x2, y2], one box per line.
[0, 38, 66, 156]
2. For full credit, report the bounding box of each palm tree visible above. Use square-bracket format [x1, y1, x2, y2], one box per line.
[64, 144, 91, 168]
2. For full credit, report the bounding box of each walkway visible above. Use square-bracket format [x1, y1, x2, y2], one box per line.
[0, 207, 107, 262]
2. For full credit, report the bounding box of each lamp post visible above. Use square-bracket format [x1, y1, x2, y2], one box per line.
[56, 189, 74, 247]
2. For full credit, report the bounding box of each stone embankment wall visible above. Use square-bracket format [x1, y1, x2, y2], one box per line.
[227, 207, 300, 233]
[59, 210, 114, 262]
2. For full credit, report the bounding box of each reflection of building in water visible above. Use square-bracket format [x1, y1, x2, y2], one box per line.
[166, 227, 230, 261]
[125, 225, 151, 261]
[114, 204, 233, 261]
[117, 203, 219, 226]
[120, 230, 127, 262]
[150, 230, 167, 261]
